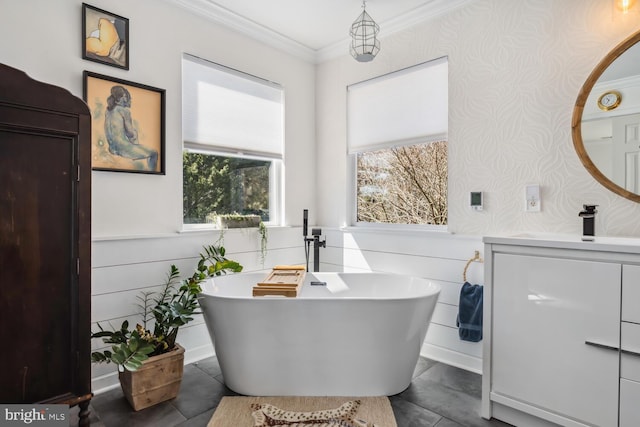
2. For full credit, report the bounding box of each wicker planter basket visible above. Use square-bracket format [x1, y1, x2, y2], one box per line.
[118, 343, 185, 411]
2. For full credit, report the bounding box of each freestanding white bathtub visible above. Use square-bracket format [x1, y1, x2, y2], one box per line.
[199, 271, 440, 396]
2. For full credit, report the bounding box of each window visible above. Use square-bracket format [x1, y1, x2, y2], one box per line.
[347, 57, 448, 227]
[182, 54, 283, 226]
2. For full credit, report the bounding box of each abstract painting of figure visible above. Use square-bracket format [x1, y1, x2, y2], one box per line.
[84, 72, 165, 174]
[104, 86, 158, 171]
[82, 3, 129, 69]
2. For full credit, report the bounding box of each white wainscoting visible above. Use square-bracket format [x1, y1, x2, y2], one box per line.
[91, 226, 484, 393]
[91, 227, 306, 393]
[319, 227, 484, 374]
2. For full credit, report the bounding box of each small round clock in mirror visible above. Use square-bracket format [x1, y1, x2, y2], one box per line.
[597, 90, 621, 111]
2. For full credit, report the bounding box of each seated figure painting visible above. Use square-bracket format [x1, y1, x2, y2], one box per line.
[84, 72, 165, 174]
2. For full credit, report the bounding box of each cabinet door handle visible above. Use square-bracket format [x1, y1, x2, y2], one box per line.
[584, 340, 619, 352]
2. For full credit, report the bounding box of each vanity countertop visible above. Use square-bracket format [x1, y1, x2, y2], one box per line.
[483, 233, 640, 254]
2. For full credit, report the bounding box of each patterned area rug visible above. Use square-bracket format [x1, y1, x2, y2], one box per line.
[207, 396, 397, 427]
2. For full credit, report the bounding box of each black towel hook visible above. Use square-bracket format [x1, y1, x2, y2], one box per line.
[463, 250, 483, 282]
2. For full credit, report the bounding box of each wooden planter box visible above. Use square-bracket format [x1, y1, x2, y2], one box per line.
[216, 215, 261, 229]
[118, 343, 185, 411]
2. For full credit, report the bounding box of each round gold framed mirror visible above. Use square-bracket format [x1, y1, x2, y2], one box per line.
[572, 29, 640, 203]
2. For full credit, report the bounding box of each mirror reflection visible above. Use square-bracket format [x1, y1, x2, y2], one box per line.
[573, 29, 640, 203]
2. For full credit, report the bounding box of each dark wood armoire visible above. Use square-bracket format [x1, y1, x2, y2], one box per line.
[0, 63, 92, 425]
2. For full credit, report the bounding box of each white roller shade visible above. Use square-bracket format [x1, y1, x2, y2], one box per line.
[348, 56, 448, 153]
[182, 54, 284, 159]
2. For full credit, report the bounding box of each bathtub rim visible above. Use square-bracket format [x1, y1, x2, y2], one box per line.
[200, 271, 441, 301]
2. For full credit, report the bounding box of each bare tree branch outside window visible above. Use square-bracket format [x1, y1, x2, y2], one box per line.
[356, 140, 447, 225]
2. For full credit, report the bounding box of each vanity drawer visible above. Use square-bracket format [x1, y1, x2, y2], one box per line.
[621, 353, 640, 382]
[620, 379, 640, 427]
[621, 322, 640, 381]
[622, 322, 640, 353]
[623, 265, 640, 323]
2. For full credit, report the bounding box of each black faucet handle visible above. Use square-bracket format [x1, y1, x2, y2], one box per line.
[580, 204, 598, 215]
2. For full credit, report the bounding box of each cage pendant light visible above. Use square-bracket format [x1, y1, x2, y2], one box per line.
[350, 1, 380, 62]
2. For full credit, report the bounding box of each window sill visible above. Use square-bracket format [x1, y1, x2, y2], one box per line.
[179, 224, 285, 233]
[339, 224, 451, 237]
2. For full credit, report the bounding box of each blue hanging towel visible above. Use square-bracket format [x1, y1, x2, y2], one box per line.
[456, 282, 483, 342]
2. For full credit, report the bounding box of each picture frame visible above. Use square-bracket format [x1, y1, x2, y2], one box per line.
[83, 71, 165, 174]
[82, 3, 129, 70]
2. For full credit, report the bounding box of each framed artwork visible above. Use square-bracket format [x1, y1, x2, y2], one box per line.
[82, 3, 129, 70]
[83, 71, 165, 174]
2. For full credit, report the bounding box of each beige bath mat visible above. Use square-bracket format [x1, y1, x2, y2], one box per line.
[207, 396, 397, 427]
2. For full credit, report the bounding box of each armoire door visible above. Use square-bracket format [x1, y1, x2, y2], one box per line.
[0, 128, 80, 402]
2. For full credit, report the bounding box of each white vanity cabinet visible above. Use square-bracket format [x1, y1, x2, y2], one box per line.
[620, 265, 640, 427]
[483, 235, 640, 427]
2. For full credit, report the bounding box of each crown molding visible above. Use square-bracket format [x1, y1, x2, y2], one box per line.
[164, 0, 476, 64]
[163, 0, 317, 62]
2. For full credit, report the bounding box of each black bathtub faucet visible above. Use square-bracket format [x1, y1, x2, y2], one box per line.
[303, 209, 326, 272]
[578, 204, 598, 241]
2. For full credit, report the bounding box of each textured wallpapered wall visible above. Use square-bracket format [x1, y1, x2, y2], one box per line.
[316, 0, 640, 237]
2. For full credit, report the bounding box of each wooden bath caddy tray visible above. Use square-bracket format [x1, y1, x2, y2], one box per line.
[253, 265, 306, 297]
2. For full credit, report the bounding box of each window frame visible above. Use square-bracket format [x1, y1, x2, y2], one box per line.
[348, 138, 448, 231]
[347, 57, 449, 231]
[182, 146, 283, 230]
[181, 54, 284, 229]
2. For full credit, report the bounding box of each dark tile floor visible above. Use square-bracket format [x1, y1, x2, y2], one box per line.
[75, 357, 511, 427]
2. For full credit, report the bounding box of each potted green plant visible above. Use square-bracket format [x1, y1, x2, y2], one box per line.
[90, 244, 242, 410]
[225, 219, 268, 267]
[214, 213, 261, 229]
[258, 220, 268, 266]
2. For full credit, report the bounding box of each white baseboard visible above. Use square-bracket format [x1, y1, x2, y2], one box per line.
[184, 343, 215, 365]
[91, 372, 120, 395]
[421, 342, 482, 374]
